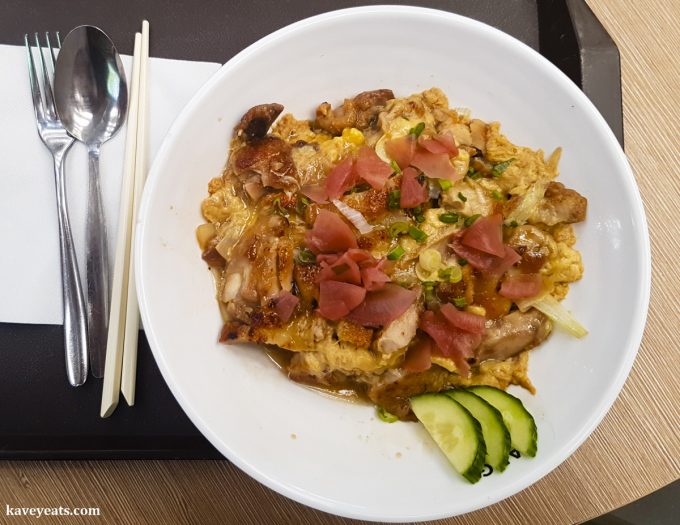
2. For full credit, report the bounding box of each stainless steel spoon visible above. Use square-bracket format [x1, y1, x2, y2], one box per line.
[54, 26, 128, 378]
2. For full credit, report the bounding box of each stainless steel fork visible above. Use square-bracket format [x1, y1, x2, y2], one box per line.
[25, 32, 88, 386]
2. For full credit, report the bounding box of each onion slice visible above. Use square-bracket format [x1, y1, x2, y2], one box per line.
[332, 199, 374, 234]
[505, 180, 549, 226]
[518, 292, 588, 338]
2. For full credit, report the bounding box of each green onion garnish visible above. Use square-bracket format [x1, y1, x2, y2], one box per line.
[438, 268, 453, 281]
[457, 192, 467, 202]
[273, 197, 287, 216]
[294, 248, 316, 265]
[464, 214, 481, 227]
[408, 226, 428, 243]
[388, 221, 410, 238]
[491, 189, 504, 200]
[332, 263, 350, 275]
[390, 160, 401, 174]
[438, 212, 459, 224]
[409, 122, 426, 138]
[388, 190, 401, 209]
[510, 220, 519, 227]
[377, 406, 399, 423]
[458, 258, 468, 266]
[438, 179, 453, 191]
[467, 167, 481, 180]
[491, 159, 514, 177]
[387, 246, 405, 260]
[295, 194, 310, 215]
[453, 297, 467, 308]
[423, 281, 436, 302]
[411, 205, 425, 223]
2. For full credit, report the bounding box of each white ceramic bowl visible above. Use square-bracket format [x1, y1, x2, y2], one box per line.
[136, 6, 650, 521]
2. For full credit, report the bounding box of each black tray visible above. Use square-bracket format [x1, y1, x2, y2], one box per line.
[0, 0, 622, 459]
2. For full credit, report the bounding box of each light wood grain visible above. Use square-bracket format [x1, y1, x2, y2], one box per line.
[2, 1, 679, 523]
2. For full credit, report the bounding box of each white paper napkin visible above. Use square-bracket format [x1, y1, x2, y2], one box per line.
[0, 44, 221, 325]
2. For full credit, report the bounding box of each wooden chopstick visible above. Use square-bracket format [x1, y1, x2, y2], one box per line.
[121, 20, 150, 407]
[100, 30, 143, 418]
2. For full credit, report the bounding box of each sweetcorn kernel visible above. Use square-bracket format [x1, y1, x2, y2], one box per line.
[342, 127, 365, 146]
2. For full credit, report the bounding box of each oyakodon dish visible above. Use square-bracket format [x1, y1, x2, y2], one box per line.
[198, 88, 588, 421]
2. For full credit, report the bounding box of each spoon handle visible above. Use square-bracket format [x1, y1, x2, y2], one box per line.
[86, 145, 110, 378]
[53, 152, 88, 386]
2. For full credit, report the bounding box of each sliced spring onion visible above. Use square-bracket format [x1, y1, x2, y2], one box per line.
[504, 180, 548, 226]
[491, 189, 504, 201]
[419, 249, 442, 272]
[296, 194, 310, 215]
[408, 226, 428, 243]
[388, 221, 410, 238]
[510, 220, 519, 227]
[387, 246, 405, 260]
[332, 198, 374, 234]
[422, 281, 437, 303]
[388, 190, 401, 209]
[390, 160, 401, 174]
[458, 258, 468, 266]
[458, 192, 467, 202]
[272, 197, 287, 216]
[522, 294, 588, 338]
[439, 212, 459, 224]
[438, 179, 453, 191]
[411, 206, 425, 223]
[453, 297, 467, 308]
[464, 214, 481, 227]
[377, 406, 399, 423]
[295, 248, 316, 265]
[467, 167, 481, 180]
[409, 122, 425, 138]
[491, 158, 514, 177]
[439, 266, 463, 283]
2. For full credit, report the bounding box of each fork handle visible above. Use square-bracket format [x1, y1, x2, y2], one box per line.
[86, 145, 110, 378]
[54, 153, 88, 386]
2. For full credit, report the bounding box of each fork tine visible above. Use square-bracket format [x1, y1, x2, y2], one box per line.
[56, 31, 62, 48]
[34, 32, 56, 119]
[24, 33, 45, 122]
[46, 32, 57, 72]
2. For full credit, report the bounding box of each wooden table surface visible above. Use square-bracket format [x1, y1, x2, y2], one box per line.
[2, 0, 679, 523]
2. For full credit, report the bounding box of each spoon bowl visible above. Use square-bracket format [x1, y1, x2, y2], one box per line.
[55, 26, 127, 146]
[55, 25, 128, 377]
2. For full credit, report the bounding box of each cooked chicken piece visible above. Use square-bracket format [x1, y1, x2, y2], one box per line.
[476, 309, 552, 362]
[506, 224, 554, 273]
[315, 89, 394, 135]
[342, 188, 389, 222]
[233, 136, 299, 191]
[201, 237, 226, 268]
[236, 103, 284, 140]
[287, 339, 402, 378]
[367, 368, 455, 420]
[337, 320, 373, 348]
[293, 263, 319, 307]
[528, 181, 587, 226]
[375, 303, 420, 354]
[276, 238, 295, 292]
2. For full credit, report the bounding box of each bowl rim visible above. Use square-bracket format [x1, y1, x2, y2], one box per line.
[135, 5, 651, 521]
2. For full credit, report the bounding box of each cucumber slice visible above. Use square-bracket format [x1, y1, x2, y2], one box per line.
[446, 389, 511, 472]
[410, 394, 486, 483]
[468, 386, 537, 458]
